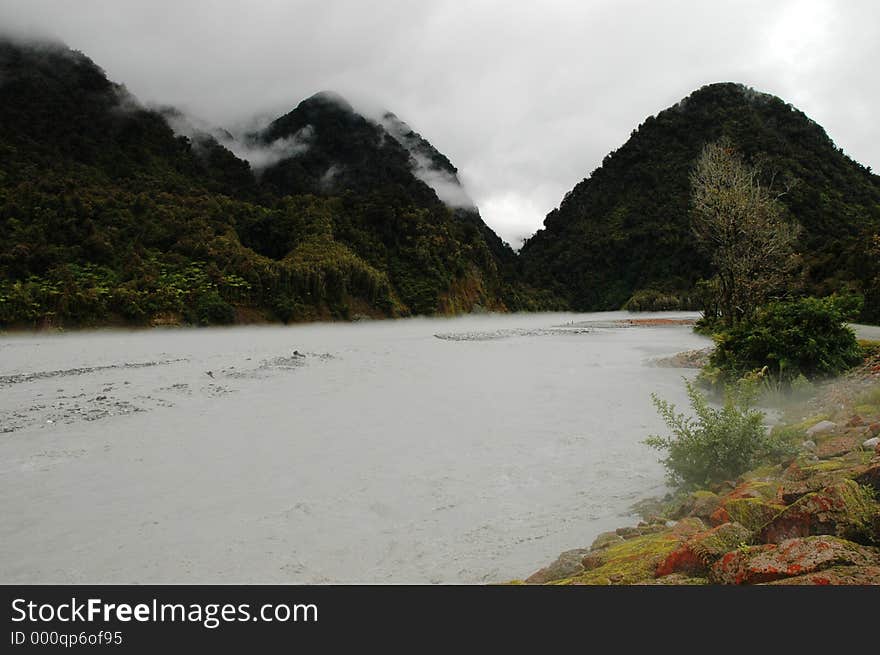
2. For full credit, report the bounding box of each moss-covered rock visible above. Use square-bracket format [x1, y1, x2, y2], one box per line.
[525, 548, 591, 584]
[689, 491, 722, 522]
[642, 573, 710, 585]
[562, 532, 684, 585]
[760, 479, 878, 544]
[815, 435, 861, 459]
[709, 536, 880, 585]
[655, 522, 752, 577]
[764, 564, 880, 585]
[719, 498, 786, 532]
[740, 464, 785, 482]
[854, 462, 880, 493]
[589, 531, 624, 551]
[786, 414, 832, 435]
[615, 524, 668, 539]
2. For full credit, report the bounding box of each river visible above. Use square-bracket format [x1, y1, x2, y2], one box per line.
[0, 311, 712, 583]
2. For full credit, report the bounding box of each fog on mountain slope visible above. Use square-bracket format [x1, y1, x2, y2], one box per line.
[0, 37, 548, 330]
[1, 37, 878, 330]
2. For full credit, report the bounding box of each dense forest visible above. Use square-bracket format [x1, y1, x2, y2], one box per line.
[0, 38, 548, 328]
[519, 83, 880, 321]
[1, 39, 878, 328]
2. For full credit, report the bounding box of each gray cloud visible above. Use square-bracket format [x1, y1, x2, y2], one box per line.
[1, 0, 877, 247]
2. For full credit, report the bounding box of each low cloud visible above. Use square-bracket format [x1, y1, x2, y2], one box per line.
[163, 109, 315, 172]
[409, 152, 475, 209]
[319, 163, 342, 190]
[1, 1, 877, 241]
[227, 125, 315, 171]
[379, 112, 475, 209]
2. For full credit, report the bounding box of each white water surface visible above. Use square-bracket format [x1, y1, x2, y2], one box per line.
[0, 311, 711, 583]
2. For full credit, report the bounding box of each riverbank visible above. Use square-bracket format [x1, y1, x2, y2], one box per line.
[520, 341, 880, 585]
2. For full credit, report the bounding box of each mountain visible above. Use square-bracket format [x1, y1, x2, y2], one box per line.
[241, 90, 537, 314]
[0, 37, 539, 328]
[519, 82, 880, 317]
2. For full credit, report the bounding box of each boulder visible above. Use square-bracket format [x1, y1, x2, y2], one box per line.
[589, 531, 624, 551]
[526, 548, 591, 584]
[708, 536, 880, 584]
[709, 480, 781, 526]
[854, 462, 880, 493]
[863, 436, 880, 451]
[641, 573, 709, 585]
[568, 531, 685, 585]
[655, 522, 752, 577]
[764, 565, 880, 585]
[780, 476, 837, 504]
[806, 420, 837, 437]
[722, 497, 786, 532]
[689, 491, 722, 522]
[567, 520, 705, 585]
[759, 479, 876, 544]
[779, 460, 855, 503]
[667, 490, 720, 521]
[629, 497, 668, 523]
[615, 524, 667, 539]
[815, 435, 860, 458]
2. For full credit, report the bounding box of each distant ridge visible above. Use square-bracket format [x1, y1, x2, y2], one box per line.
[519, 82, 880, 317]
[0, 37, 544, 328]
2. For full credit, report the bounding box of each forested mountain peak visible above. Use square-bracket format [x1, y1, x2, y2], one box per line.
[520, 81, 880, 316]
[254, 89, 476, 211]
[0, 37, 539, 327]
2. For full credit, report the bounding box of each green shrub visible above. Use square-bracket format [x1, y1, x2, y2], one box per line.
[623, 289, 686, 312]
[272, 294, 299, 324]
[645, 379, 792, 489]
[194, 291, 236, 326]
[709, 295, 863, 383]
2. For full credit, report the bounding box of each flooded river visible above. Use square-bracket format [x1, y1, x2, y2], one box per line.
[0, 311, 711, 583]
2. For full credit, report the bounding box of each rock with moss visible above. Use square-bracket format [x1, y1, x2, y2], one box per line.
[655, 521, 752, 577]
[854, 462, 880, 493]
[525, 548, 591, 584]
[589, 531, 624, 551]
[764, 564, 880, 585]
[629, 496, 669, 523]
[615, 524, 668, 539]
[759, 479, 878, 544]
[709, 480, 783, 528]
[641, 573, 710, 585]
[806, 420, 837, 438]
[722, 498, 787, 532]
[568, 532, 684, 585]
[709, 536, 880, 585]
[815, 435, 861, 459]
[559, 519, 706, 585]
[668, 489, 722, 522]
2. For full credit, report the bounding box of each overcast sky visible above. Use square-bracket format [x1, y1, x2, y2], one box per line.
[1, 0, 878, 246]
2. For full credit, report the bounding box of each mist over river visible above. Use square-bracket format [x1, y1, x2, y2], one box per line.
[0, 311, 711, 583]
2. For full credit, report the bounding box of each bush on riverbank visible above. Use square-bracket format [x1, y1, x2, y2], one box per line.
[622, 288, 697, 312]
[704, 295, 863, 387]
[645, 379, 794, 489]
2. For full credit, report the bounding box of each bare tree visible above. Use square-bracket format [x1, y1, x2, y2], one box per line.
[690, 138, 801, 327]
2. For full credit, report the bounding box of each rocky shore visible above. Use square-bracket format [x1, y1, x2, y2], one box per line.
[520, 344, 880, 585]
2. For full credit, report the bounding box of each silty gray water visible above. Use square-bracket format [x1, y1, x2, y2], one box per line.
[0, 311, 711, 583]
